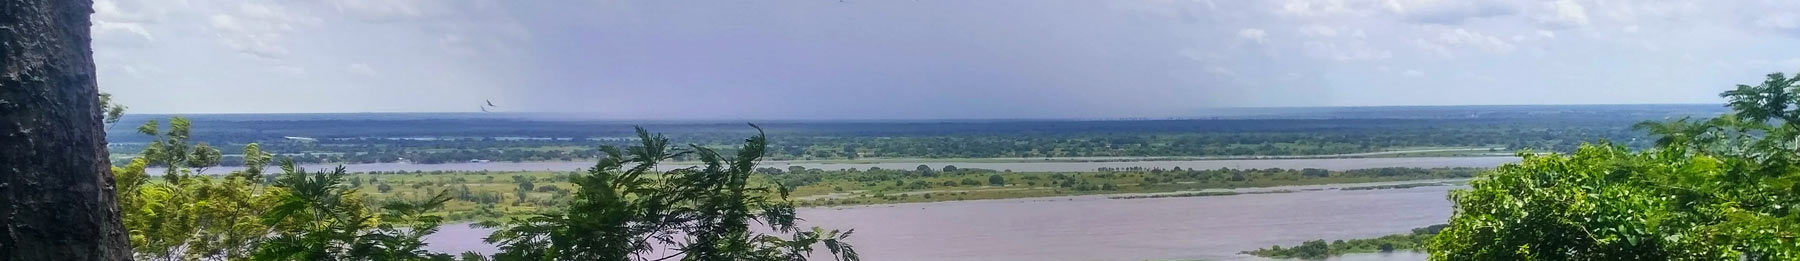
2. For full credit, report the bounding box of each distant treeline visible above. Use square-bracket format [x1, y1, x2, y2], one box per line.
[106, 112, 1688, 165]
[1244, 225, 1448, 259]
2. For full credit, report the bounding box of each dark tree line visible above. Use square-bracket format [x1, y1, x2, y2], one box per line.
[105, 114, 1678, 166]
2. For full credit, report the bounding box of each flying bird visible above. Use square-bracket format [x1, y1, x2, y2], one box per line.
[486, 100, 497, 107]
[480, 106, 489, 113]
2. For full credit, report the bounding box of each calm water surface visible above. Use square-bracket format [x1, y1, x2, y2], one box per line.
[426, 183, 1458, 261]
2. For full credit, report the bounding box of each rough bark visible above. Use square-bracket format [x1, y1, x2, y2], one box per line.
[0, 0, 133, 260]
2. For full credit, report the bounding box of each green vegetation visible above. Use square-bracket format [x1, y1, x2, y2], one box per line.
[1430, 71, 1800, 260]
[105, 106, 1718, 166]
[776, 167, 1478, 207]
[1244, 225, 1446, 259]
[1107, 190, 1295, 200]
[332, 166, 1479, 222]
[118, 117, 470, 260]
[1339, 182, 1452, 191]
[476, 126, 856, 260]
[115, 121, 856, 260]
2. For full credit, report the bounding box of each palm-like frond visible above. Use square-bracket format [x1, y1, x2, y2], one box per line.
[482, 125, 854, 261]
[1722, 72, 1800, 124]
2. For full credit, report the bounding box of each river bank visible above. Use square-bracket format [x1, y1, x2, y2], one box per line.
[425, 180, 1464, 260]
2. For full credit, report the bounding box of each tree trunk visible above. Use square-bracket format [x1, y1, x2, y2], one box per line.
[0, 0, 133, 260]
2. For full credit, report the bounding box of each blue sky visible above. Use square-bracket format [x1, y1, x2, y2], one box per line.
[95, 0, 1800, 119]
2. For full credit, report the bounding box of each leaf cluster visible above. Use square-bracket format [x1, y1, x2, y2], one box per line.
[1432, 71, 1800, 260]
[479, 125, 857, 261]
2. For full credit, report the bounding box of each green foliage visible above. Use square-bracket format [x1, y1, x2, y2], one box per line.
[117, 118, 451, 261]
[99, 92, 127, 126]
[135, 116, 224, 182]
[1431, 71, 1800, 260]
[116, 140, 276, 260]
[253, 161, 456, 261]
[775, 165, 1477, 207]
[477, 126, 857, 261]
[1246, 225, 1444, 259]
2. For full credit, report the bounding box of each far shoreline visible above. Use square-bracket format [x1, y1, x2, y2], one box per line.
[146, 147, 1521, 174]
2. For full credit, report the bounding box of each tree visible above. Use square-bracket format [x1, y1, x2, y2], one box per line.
[114, 117, 447, 261]
[1290, 240, 1328, 259]
[907, 181, 931, 189]
[136, 117, 224, 182]
[1432, 71, 1800, 260]
[189, 143, 224, 174]
[1, 0, 134, 258]
[459, 251, 490, 261]
[254, 161, 453, 260]
[988, 174, 1005, 186]
[478, 126, 856, 261]
[513, 176, 536, 206]
[116, 146, 279, 260]
[1299, 168, 1329, 178]
[98, 92, 127, 127]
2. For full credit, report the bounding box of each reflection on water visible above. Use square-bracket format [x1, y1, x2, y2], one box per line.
[425, 184, 1456, 261]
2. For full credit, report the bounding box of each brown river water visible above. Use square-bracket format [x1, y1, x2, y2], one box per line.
[145, 156, 1507, 260]
[425, 181, 1462, 260]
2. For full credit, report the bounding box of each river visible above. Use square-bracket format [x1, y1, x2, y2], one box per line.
[164, 156, 1520, 174]
[423, 181, 1462, 260]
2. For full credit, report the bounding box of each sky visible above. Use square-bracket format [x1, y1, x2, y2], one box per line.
[94, 0, 1800, 119]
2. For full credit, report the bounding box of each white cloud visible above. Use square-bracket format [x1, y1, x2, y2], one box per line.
[93, 0, 171, 23]
[91, 0, 171, 46]
[1382, 0, 1518, 24]
[1239, 28, 1268, 43]
[1298, 24, 1339, 37]
[1206, 65, 1236, 76]
[348, 63, 377, 77]
[84, 0, 1800, 113]
[1278, 0, 1352, 17]
[209, 3, 319, 61]
[1434, 28, 1514, 53]
[1756, 13, 1798, 29]
[93, 20, 155, 43]
[1304, 41, 1391, 61]
[328, 0, 429, 20]
[119, 64, 146, 79]
[439, 33, 478, 55]
[1537, 0, 1590, 28]
[271, 65, 307, 76]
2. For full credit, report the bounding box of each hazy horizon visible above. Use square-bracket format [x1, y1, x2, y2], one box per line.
[110, 103, 1727, 122]
[96, 0, 1800, 118]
